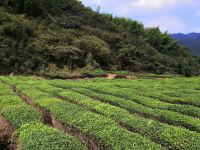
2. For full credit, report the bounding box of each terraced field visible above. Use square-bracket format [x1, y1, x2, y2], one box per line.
[0, 76, 200, 150]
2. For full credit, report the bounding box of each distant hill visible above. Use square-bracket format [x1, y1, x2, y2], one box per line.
[171, 33, 200, 56]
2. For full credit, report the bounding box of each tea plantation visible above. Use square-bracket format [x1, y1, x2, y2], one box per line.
[0, 76, 200, 150]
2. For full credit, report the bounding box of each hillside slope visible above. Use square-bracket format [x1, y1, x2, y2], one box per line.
[0, 0, 200, 76]
[172, 33, 200, 56]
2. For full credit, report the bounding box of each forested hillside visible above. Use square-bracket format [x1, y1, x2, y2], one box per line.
[172, 33, 200, 56]
[0, 0, 200, 76]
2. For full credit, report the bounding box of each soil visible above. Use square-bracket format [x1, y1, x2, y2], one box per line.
[0, 116, 12, 150]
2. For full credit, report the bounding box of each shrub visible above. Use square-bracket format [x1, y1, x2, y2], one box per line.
[81, 69, 107, 78]
[2, 105, 42, 129]
[17, 122, 87, 150]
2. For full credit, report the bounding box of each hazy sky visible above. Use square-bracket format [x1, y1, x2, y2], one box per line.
[80, 0, 200, 33]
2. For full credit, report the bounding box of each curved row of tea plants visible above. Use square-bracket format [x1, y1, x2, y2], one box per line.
[35, 82, 200, 150]
[17, 122, 87, 150]
[105, 84, 200, 118]
[50, 81, 200, 133]
[0, 79, 89, 150]
[109, 80, 200, 107]
[9, 77, 200, 150]
[2, 76, 200, 150]
[81, 82, 200, 118]
[10, 81, 164, 150]
[0, 82, 42, 129]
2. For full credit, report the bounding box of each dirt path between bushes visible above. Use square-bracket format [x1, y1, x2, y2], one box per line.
[0, 116, 12, 150]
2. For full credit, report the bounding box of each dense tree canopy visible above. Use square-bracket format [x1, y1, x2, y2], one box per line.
[0, 0, 200, 76]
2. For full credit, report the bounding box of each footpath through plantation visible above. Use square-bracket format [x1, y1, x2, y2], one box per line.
[0, 76, 200, 150]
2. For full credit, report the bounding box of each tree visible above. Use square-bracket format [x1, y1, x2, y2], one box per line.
[48, 45, 83, 70]
[74, 36, 110, 67]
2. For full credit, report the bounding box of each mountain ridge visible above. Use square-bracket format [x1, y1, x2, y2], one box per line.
[171, 33, 200, 56]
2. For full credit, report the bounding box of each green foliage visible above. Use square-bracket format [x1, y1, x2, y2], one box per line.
[0, 79, 87, 150]
[2, 105, 42, 129]
[51, 78, 200, 133]
[18, 122, 87, 150]
[49, 102, 163, 150]
[81, 68, 107, 77]
[6, 76, 200, 150]
[0, 0, 84, 17]
[74, 36, 110, 67]
[0, 83, 42, 129]
[0, 0, 200, 76]
[56, 87, 200, 150]
[11, 81, 163, 150]
[45, 45, 84, 69]
[1, 15, 35, 39]
[83, 84, 200, 132]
